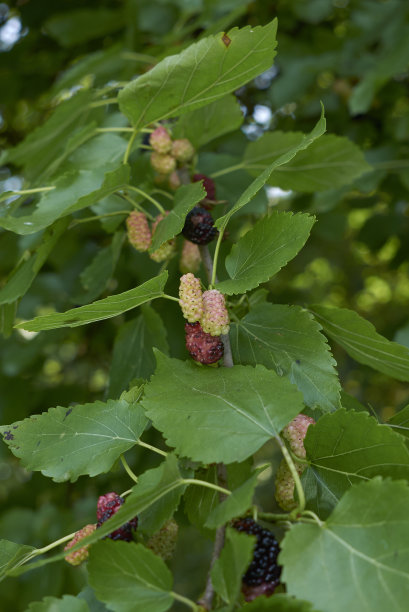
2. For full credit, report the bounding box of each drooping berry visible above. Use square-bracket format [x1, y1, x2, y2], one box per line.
[232, 517, 281, 601]
[149, 126, 172, 154]
[179, 273, 203, 323]
[180, 240, 201, 274]
[182, 206, 217, 245]
[282, 414, 315, 460]
[274, 459, 305, 511]
[64, 524, 96, 566]
[150, 213, 176, 263]
[193, 174, 216, 201]
[171, 139, 195, 163]
[168, 170, 181, 191]
[96, 492, 138, 542]
[150, 152, 177, 175]
[126, 211, 151, 252]
[201, 289, 229, 336]
[146, 518, 178, 561]
[185, 321, 224, 364]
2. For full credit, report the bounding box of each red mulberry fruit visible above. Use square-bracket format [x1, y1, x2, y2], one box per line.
[185, 321, 224, 364]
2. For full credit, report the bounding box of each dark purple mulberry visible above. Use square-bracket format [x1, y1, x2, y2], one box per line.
[233, 517, 281, 601]
[182, 207, 217, 245]
[193, 174, 216, 201]
[96, 492, 138, 542]
[185, 322, 224, 364]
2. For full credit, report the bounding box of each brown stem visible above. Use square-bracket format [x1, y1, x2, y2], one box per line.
[197, 246, 234, 610]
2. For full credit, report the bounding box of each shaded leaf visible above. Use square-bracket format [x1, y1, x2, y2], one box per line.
[281, 478, 409, 612]
[205, 471, 259, 529]
[15, 271, 168, 331]
[243, 594, 318, 611]
[231, 303, 340, 412]
[310, 305, 409, 381]
[0, 398, 148, 482]
[0, 540, 35, 582]
[77, 231, 124, 303]
[216, 211, 314, 295]
[211, 528, 254, 605]
[118, 21, 277, 128]
[45, 9, 125, 47]
[388, 405, 409, 440]
[26, 595, 89, 612]
[88, 541, 174, 612]
[143, 352, 304, 464]
[303, 409, 409, 517]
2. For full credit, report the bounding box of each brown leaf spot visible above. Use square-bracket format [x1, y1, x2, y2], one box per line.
[221, 33, 231, 47]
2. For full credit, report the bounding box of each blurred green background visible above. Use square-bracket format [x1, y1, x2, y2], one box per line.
[1, 0, 409, 609]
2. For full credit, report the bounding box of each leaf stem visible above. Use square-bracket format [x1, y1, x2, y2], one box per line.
[125, 185, 166, 215]
[123, 129, 138, 164]
[301, 510, 323, 527]
[275, 436, 306, 514]
[210, 162, 245, 179]
[137, 439, 168, 457]
[69, 210, 130, 228]
[182, 478, 231, 497]
[96, 127, 135, 133]
[171, 592, 199, 611]
[89, 97, 118, 108]
[210, 231, 224, 288]
[163, 294, 180, 303]
[120, 193, 155, 220]
[152, 188, 174, 201]
[258, 511, 292, 522]
[3, 186, 55, 197]
[120, 454, 139, 484]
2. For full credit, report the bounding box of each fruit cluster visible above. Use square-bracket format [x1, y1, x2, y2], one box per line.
[149, 126, 195, 190]
[275, 414, 316, 511]
[126, 210, 176, 263]
[233, 517, 282, 602]
[179, 274, 229, 364]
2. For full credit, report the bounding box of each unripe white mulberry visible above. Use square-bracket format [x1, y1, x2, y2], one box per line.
[64, 524, 96, 566]
[171, 139, 195, 163]
[146, 519, 178, 561]
[150, 212, 176, 263]
[274, 460, 305, 512]
[150, 152, 176, 175]
[201, 289, 229, 336]
[282, 414, 315, 460]
[180, 240, 201, 274]
[179, 273, 203, 322]
[149, 126, 172, 154]
[126, 211, 151, 252]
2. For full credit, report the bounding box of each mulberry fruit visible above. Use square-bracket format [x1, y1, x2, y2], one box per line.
[150, 152, 176, 175]
[149, 126, 172, 154]
[193, 174, 216, 201]
[233, 517, 281, 601]
[274, 459, 305, 511]
[168, 171, 181, 191]
[179, 273, 203, 322]
[64, 524, 96, 566]
[185, 321, 224, 364]
[150, 213, 176, 262]
[282, 414, 315, 460]
[96, 492, 138, 542]
[182, 207, 217, 245]
[126, 211, 151, 252]
[180, 240, 201, 274]
[201, 289, 229, 336]
[171, 139, 195, 163]
[146, 518, 178, 561]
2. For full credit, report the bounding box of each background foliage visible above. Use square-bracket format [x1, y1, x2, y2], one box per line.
[1, 0, 409, 610]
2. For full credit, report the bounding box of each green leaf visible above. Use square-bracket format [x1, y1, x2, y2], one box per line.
[244, 134, 371, 192]
[108, 305, 169, 398]
[280, 478, 409, 612]
[0, 540, 35, 582]
[216, 211, 315, 295]
[205, 471, 259, 529]
[15, 271, 168, 331]
[0, 164, 130, 235]
[88, 541, 174, 612]
[211, 528, 254, 605]
[44, 9, 125, 47]
[183, 466, 219, 530]
[0, 218, 69, 305]
[388, 405, 409, 440]
[26, 595, 89, 612]
[1, 91, 94, 181]
[303, 409, 409, 517]
[243, 594, 318, 611]
[149, 182, 205, 252]
[310, 304, 409, 382]
[231, 303, 341, 412]
[215, 107, 326, 232]
[172, 95, 244, 147]
[0, 398, 148, 482]
[118, 20, 277, 129]
[143, 352, 304, 464]
[77, 231, 124, 303]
